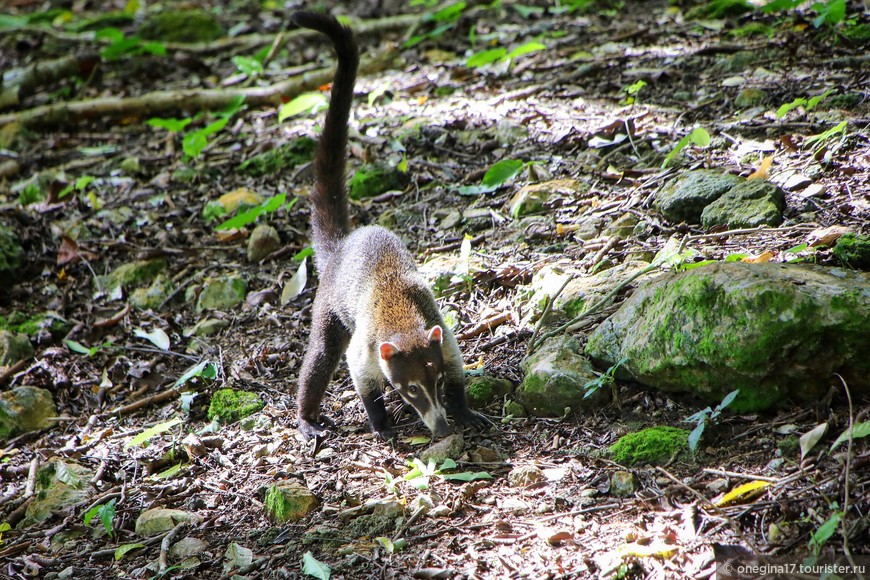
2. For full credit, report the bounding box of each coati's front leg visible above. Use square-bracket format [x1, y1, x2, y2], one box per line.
[297, 307, 350, 440]
[346, 333, 395, 439]
[441, 327, 492, 430]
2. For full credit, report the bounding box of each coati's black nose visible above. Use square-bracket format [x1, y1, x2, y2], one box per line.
[433, 419, 452, 438]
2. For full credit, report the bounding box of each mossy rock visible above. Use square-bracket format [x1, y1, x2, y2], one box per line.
[466, 375, 513, 408]
[239, 138, 316, 177]
[0, 222, 23, 279]
[833, 234, 870, 270]
[610, 426, 689, 466]
[0, 311, 68, 338]
[517, 336, 602, 416]
[348, 163, 409, 200]
[0, 386, 55, 440]
[139, 11, 224, 43]
[264, 481, 319, 523]
[586, 262, 870, 411]
[196, 275, 246, 311]
[346, 514, 396, 539]
[0, 331, 34, 366]
[99, 258, 168, 291]
[700, 179, 785, 229]
[654, 170, 742, 224]
[207, 389, 264, 423]
[130, 275, 174, 310]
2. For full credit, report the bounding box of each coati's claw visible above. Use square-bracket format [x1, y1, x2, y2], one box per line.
[451, 408, 493, 431]
[299, 418, 329, 441]
[374, 428, 397, 441]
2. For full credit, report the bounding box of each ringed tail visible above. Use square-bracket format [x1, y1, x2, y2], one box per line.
[292, 12, 360, 268]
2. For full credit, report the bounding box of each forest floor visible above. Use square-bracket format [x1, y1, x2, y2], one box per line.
[1, 0, 869, 578]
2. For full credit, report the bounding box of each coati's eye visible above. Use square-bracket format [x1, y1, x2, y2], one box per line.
[408, 385, 419, 395]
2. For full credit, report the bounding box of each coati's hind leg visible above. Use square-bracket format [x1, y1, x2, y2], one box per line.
[441, 328, 492, 430]
[297, 307, 350, 440]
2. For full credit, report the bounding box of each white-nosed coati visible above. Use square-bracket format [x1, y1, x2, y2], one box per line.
[292, 12, 491, 441]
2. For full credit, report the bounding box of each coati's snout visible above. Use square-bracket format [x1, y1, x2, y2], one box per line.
[379, 326, 451, 438]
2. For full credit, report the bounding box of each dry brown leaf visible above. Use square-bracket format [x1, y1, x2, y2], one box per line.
[748, 155, 774, 180]
[742, 251, 775, 263]
[807, 225, 851, 247]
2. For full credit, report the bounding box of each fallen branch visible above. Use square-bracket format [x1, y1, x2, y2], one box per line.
[0, 47, 399, 129]
[0, 53, 100, 110]
[3, 14, 419, 56]
[457, 311, 513, 340]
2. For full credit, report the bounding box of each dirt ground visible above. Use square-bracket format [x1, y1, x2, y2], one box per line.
[1, 0, 868, 578]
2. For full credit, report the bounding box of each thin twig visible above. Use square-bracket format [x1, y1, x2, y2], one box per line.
[528, 273, 576, 354]
[835, 373, 860, 576]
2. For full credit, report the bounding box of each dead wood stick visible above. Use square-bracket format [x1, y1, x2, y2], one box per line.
[4, 14, 419, 55]
[0, 47, 398, 130]
[0, 53, 100, 110]
[423, 233, 486, 256]
[159, 522, 188, 572]
[100, 385, 181, 418]
[457, 312, 513, 340]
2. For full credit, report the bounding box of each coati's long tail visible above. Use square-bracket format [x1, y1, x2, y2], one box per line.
[292, 12, 359, 268]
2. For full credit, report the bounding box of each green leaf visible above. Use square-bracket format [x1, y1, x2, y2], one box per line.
[440, 471, 492, 481]
[97, 500, 116, 537]
[140, 41, 166, 56]
[182, 132, 208, 158]
[482, 159, 524, 187]
[278, 93, 327, 122]
[65, 339, 97, 356]
[439, 458, 457, 470]
[374, 536, 394, 552]
[84, 504, 100, 526]
[95, 27, 124, 42]
[429, 2, 467, 22]
[455, 184, 498, 196]
[718, 389, 740, 410]
[293, 246, 314, 262]
[0, 15, 29, 29]
[55, 461, 82, 488]
[810, 512, 841, 549]
[662, 127, 710, 169]
[154, 463, 184, 479]
[174, 360, 217, 387]
[215, 193, 287, 231]
[804, 120, 847, 148]
[830, 420, 870, 450]
[147, 117, 192, 133]
[467, 47, 507, 68]
[811, 0, 845, 26]
[125, 418, 183, 449]
[232, 55, 264, 77]
[114, 542, 145, 561]
[688, 422, 705, 452]
[724, 253, 748, 261]
[806, 89, 834, 111]
[784, 243, 808, 253]
[776, 97, 807, 119]
[799, 422, 828, 460]
[302, 551, 331, 580]
[760, 0, 803, 11]
[506, 41, 546, 60]
[220, 94, 246, 119]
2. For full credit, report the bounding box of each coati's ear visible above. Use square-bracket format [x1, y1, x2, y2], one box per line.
[428, 325, 443, 345]
[379, 342, 400, 361]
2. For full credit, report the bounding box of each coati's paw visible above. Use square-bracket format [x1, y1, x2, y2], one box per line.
[450, 408, 493, 431]
[374, 427, 397, 441]
[298, 417, 330, 441]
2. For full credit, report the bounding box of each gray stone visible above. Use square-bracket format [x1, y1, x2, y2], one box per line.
[602, 213, 639, 239]
[196, 275, 246, 311]
[508, 179, 586, 218]
[135, 508, 202, 537]
[586, 262, 870, 411]
[0, 330, 33, 365]
[655, 170, 742, 224]
[610, 471, 639, 496]
[700, 179, 786, 229]
[0, 386, 55, 440]
[168, 537, 209, 561]
[735, 88, 766, 108]
[246, 224, 281, 263]
[130, 275, 174, 310]
[508, 464, 546, 487]
[22, 461, 94, 527]
[517, 336, 602, 416]
[184, 318, 230, 337]
[466, 375, 513, 408]
[420, 433, 465, 464]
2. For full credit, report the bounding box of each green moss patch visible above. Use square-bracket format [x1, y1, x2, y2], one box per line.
[348, 163, 409, 200]
[239, 138, 316, 177]
[833, 234, 870, 269]
[264, 482, 319, 523]
[207, 389, 264, 423]
[139, 11, 224, 43]
[610, 426, 689, 465]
